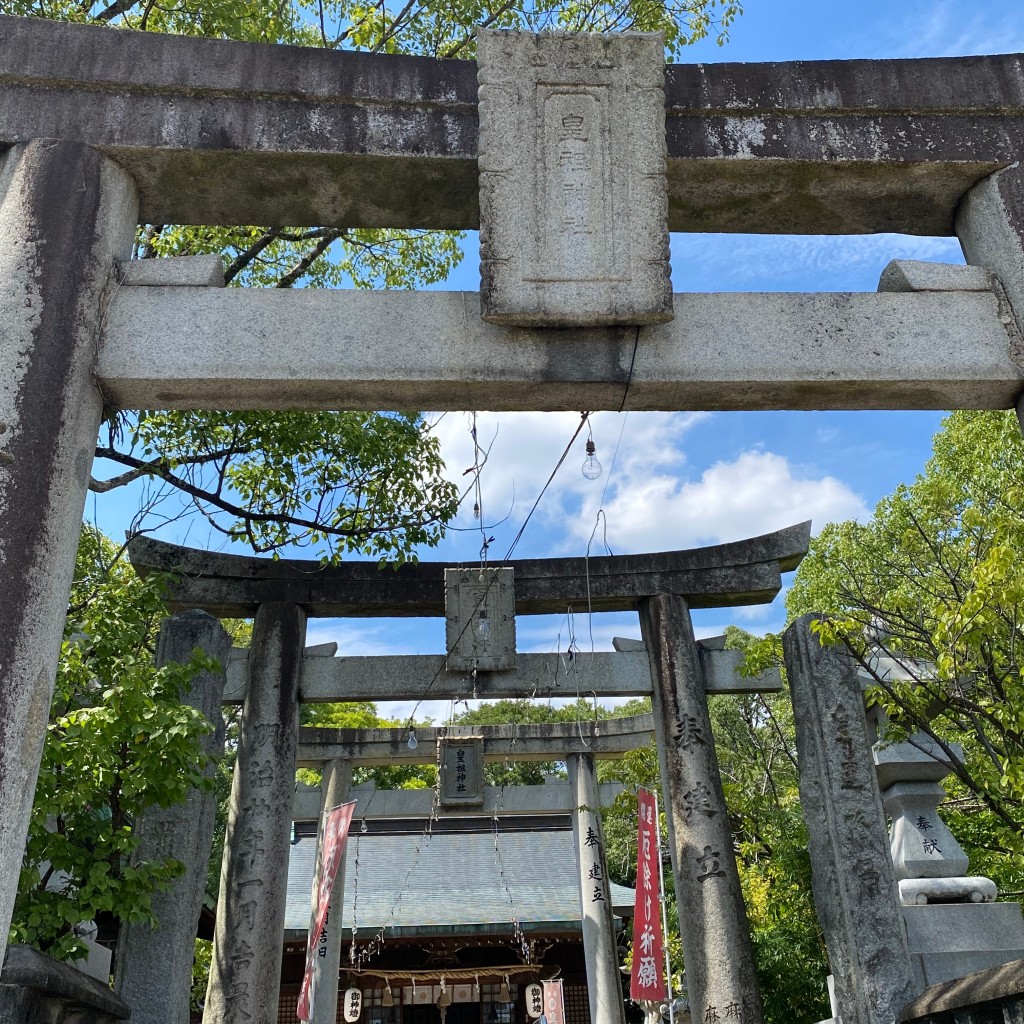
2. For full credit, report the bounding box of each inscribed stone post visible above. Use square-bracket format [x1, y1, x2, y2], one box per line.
[308, 759, 353, 1024]
[782, 615, 916, 1024]
[477, 30, 671, 327]
[114, 611, 232, 1023]
[205, 602, 306, 1024]
[639, 593, 764, 1024]
[567, 753, 627, 1024]
[0, 140, 138, 966]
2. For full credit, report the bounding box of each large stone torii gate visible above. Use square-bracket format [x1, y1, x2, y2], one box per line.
[120, 527, 800, 1024]
[2, 14, 1024, 1024]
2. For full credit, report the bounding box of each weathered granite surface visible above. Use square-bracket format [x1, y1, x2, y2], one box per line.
[0, 946, 129, 1024]
[782, 615, 916, 1024]
[477, 30, 670, 327]
[205, 602, 306, 1024]
[127, 521, 809, 617]
[0, 141, 138, 968]
[3, 15, 1024, 233]
[641, 593, 764, 1024]
[97, 286, 1024, 413]
[115, 611, 232, 1024]
[901, 957, 1024, 1021]
[568, 753, 627, 1024]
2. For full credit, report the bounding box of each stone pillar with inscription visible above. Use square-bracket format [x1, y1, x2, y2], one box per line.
[115, 611, 232, 1024]
[205, 602, 306, 1024]
[309, 759, 353, 1024]
[639, 594, 764, 1024]
[782, 615, 916, 1024]
[477, 30, 672, 327]
[0, 141, 138, 966]
[567, 752, 627, 1024]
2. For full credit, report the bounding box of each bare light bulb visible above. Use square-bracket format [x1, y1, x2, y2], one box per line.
[407, 726, 419, 750]
[582, 438, 602, 480]
[476, 611, 491, 644]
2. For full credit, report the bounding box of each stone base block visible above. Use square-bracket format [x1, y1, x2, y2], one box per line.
[899, 876, 997, 906]
[904, 902, 1024, 988]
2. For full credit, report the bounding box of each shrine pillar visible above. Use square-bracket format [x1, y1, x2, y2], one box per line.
[782, 614, 916, 1024]
[0, 140, 138, 966]
[115, 611, 232, 1023]
[955, 165, 1024, 433]
[205, 602, 306, 1024]
[309, 758, 353, 1024]
[567, 752, 627, 1024]
[639, 593, 764, 1024]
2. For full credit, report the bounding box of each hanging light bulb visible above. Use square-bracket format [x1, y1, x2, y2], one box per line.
[475, 610, 490, 644]
[581, 438, 602, 480]
[382, 982, 394, 1007]
[360, 817, 368, 834]
[473, 501, 481, 520]
[407, 726, 418, 750]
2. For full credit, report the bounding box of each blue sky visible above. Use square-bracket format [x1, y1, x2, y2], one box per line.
[91, 0, 1024, 722]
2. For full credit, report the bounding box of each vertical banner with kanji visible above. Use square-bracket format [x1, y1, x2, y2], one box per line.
[542, 980, 566, 1024]
[630, 788, 667, 1002]
[297, 801, 356, 1021]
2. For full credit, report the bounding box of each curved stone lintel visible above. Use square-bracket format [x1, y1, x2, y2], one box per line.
[127, 522, 810, 617]
[296, 712, 655, 766]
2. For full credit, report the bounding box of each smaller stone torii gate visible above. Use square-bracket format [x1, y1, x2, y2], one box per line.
[292, 719, 652, 1024]
[113, 524, 804, 1024]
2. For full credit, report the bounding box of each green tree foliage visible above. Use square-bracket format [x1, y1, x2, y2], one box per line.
[788, 410, 1024, 887]
[452, 698, 618, 785]
[10, 528, 217, 960]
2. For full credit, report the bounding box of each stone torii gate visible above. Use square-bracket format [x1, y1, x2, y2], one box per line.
[3, 15, 1024, 1024]
[119, 525, 800, 1024]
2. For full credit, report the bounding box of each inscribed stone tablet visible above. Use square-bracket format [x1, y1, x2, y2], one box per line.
[477, 30, 672, 327]
[440, 738, 484, 807]
[444, 567, 516, 671]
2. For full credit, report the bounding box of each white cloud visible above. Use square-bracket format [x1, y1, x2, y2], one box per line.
[880, 0, 1024, 58]
[571, 447, 867, 553]
[431, 410, 710, 559]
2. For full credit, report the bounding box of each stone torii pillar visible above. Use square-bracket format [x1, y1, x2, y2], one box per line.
[309, 758, 353, 1024]
[782, 615, 916, 1024]
[0, 140, 138, 966]
[205, 602, 306, 1024]
[115, 611, 232, 1024]
[568, 752, 627, 1024]
[639, 594, 765, 1024]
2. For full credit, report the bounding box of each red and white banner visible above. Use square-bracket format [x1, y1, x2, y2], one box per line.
[630, 788, 667, 1002]
[542, 980, 565, 1024]
[297, 801, 356, 1021]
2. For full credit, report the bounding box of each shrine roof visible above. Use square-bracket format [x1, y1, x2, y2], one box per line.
[282, 824, 635, 939]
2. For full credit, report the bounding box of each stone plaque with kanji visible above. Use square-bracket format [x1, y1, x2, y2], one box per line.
[444, 567, 516, 672]
[440, 738, 485, 807]
[477, 30, 672, 327]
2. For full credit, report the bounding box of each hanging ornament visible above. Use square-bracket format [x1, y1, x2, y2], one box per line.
[343, 987, 362, 1022]
[381, 982, 394, 1007]
[581, 438, 602, 480]
[525, 983, 544, 1019]
[498, 976, 512, 1003]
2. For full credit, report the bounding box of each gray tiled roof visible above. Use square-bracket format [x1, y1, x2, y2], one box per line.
[284, 828, 635, 936]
